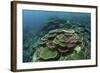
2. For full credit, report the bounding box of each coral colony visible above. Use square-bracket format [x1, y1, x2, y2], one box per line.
[23, 13, 91, 62]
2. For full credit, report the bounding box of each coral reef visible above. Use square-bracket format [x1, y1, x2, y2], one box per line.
[23, 16, 91, 62]
[32, 29, 82, 61]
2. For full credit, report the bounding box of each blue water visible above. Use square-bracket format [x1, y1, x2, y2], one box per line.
[22, 10, 91, 62]
[23, 10, 90, 33]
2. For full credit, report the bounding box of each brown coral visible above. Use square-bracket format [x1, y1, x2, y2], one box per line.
[35, 29, 81, 60]
[40, 29, 81, 53]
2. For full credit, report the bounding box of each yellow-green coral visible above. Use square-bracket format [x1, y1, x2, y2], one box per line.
[39, 47, 58, 60]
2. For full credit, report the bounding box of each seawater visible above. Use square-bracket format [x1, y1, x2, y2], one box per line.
[23, 10, 91, 62]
